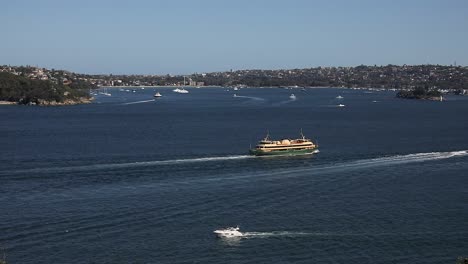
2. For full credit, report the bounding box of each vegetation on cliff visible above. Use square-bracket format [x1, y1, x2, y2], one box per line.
[0, 72, 93, 105]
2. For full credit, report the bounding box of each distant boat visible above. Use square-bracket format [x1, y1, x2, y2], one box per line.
[173, 88, 189, 94]
[338, 104, 345, 107]
[336, 95, 344, 99]
[289, 94, 296, 100]
[154, 92, 162, 98]
[233, 87, 239, 91]
[173, 76, 190, 93]
[99, 87, 111, 96]
[233, 94, 237, 98]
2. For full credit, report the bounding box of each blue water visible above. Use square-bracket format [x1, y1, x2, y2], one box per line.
[1, 87, 467, 263]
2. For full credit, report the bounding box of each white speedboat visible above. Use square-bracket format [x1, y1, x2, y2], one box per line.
[338, 104, 346, 107]
[214, 226, 243, 238]
[233, 93, 237, 98]
[336, 95, 344, 99]
[154, 92, 162, 98]
[173, 88, 189, 94]
[289, 94, 296, 99]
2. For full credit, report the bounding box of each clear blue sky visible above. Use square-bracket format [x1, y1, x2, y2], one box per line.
[1, 0, 467, 74]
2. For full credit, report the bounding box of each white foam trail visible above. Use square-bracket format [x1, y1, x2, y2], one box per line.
[239, 230, 466, 239]
[7, 155, 253, 174]
[273, 98, 296, 106]
[234, 95, 265, 101]
[270, 150, 468, 177]
[188, 150, 468, 185]
[243, 231, 313, 238]
[4, 150, 467, 176]
[121, 99, 155, 105]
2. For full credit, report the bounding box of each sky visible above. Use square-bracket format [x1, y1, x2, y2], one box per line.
[1, 0, 467, 74]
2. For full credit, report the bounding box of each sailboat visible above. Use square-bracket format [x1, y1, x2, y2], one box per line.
[99, 87, 112, 96]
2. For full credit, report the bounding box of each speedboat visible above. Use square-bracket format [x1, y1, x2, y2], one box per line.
[336, 95, 344, 99]
[154, 92, 162, 98]
[233, 93, 237, 98]
[338, 104, 345, 107]
[173, 88, 189, 94]
[289, 94, 296, 99]
[213, 226, 243, 238]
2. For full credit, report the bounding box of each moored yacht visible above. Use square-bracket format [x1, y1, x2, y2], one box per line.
[289, 94, 296, 100]
[154, 92, 162, 98]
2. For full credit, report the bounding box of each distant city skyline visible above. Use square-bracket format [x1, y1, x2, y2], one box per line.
[2, 0, 467, 74]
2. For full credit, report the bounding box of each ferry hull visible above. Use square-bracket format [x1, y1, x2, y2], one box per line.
[249, 147, 318, 156]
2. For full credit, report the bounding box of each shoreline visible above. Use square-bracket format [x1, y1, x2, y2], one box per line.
[0, 101, 17, 105]
[0, 97, 93, 106]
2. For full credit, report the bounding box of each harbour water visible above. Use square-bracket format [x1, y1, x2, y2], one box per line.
[1, 87, 467, 263]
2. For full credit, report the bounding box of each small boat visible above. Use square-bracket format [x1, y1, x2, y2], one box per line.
[249, 131, 318, 156]
[174, 76, 189, 93]
[336, 95, 344, 99]
[233, 94, 237, 98]
[233, 87, 239, 91]
[289, 94, 296, 100]
[338, 104, 345, 107]
[99, 87, 112, 96]
[214, 226, 243, 238]
[173, 88, 189, 94]
[154, 92, 162, 98]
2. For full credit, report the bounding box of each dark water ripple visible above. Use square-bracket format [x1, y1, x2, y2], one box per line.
[1, 88, 468, 263]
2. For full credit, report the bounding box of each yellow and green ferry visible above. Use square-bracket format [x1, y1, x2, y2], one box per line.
[249, 132, 319, 156]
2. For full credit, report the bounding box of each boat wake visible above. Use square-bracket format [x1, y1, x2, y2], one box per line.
[242, 231, 313, 238]
[121, 99, 155, 105]
[5, 155, 253, 174]
[233, 230, 467, 239]
[259, 150, 468, 179]
[273, 98, 296, 106]
[233, 95, 266, 102]
[3, 150, 467, 176]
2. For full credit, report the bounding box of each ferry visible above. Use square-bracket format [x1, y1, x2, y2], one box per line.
[249, 132, 318, 156]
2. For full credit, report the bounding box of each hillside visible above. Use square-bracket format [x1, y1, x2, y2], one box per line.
[0, 72, 93, 105]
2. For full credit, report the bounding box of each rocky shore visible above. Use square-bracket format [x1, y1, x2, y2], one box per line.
[0, 97, 93, 106]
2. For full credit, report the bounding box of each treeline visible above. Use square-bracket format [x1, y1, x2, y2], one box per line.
[190, 65, 468, 89]
[0, 72, 92, 104]
[396, 85, 442, 99]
